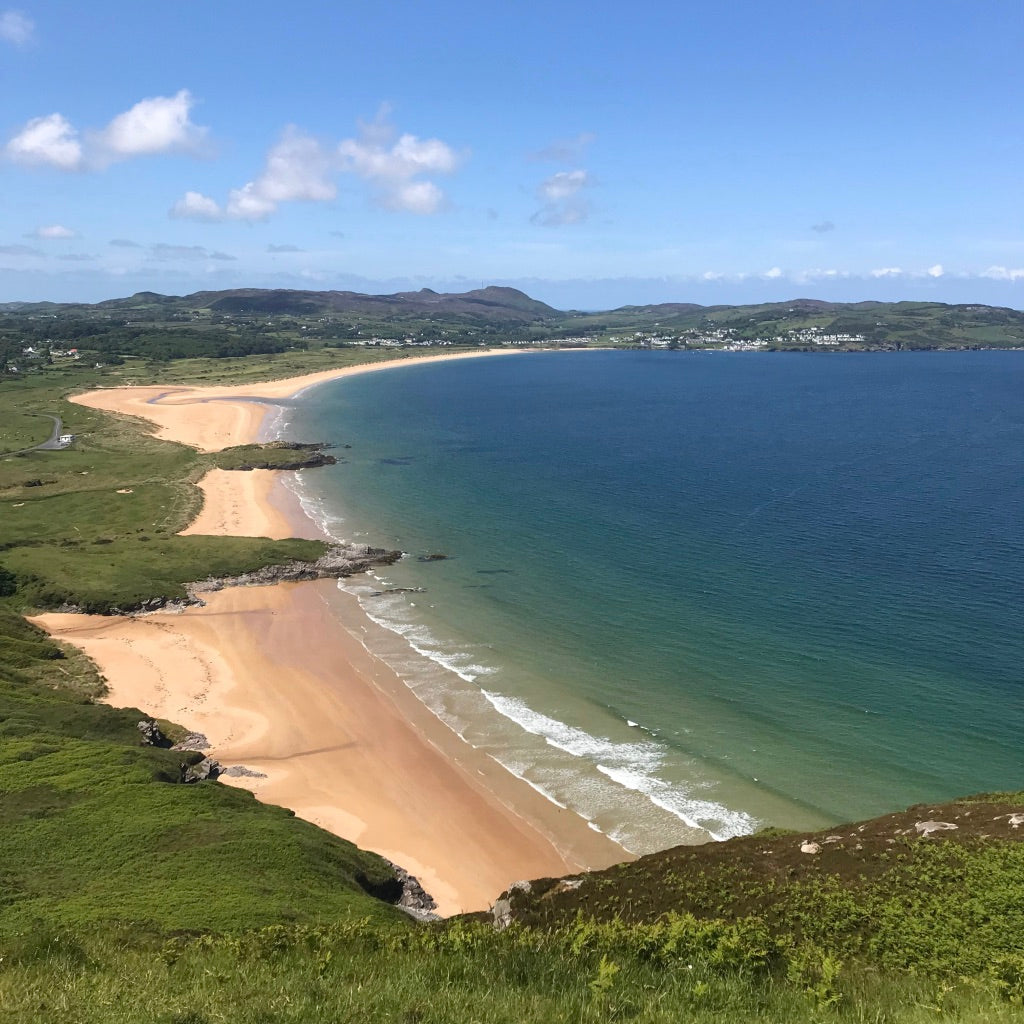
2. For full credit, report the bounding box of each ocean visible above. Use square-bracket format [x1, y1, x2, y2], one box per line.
[276, 349, 1024, 854]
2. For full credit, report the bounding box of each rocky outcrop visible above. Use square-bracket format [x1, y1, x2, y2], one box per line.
[221, 764, 268, 779]
[384, 859, 440, 921]
[137, 719, 172, 748]
[180, 756, 222, 784]
[188, 543, 401, 597]
[171, 732, 211, 752]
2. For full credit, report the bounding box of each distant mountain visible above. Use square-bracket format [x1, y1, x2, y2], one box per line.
[4, 289, 1024, 350]
[92, 286, 560, 322]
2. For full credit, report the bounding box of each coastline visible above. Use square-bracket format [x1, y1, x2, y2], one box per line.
[35, 348, 628, 915]
[73, 349, 527, 452]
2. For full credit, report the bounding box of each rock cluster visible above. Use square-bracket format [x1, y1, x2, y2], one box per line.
[188, 543, 402, 597]
[384, 859, 440, 921]
[137, 719, 172, 748]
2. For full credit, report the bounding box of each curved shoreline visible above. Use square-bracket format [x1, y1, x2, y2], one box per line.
[73, 349, 529, 452]
[36, 347, 628, 915]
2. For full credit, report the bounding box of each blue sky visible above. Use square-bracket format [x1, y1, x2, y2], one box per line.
[2, 1, 1022, 309]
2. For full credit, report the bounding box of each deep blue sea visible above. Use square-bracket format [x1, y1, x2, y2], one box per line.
[279, 350, 1024, 852]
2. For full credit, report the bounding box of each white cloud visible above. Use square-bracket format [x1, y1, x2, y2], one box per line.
[532, 169, 591, 226]
[5, 113, 83, 169]
[95, 89, 205, 160]
[870, 267, 904, 278]
[6, 91, 206, 171]
[981, 265, 1024, 281]
[539, 169, 589, 202]
[30, 224, 77, 239]
[170, 190, 223, 221]
[382, 180, 444, 215]
[0, 10, 33, 46]
[173, 128, 335, 222]
[175, 112, 461, 221]
[337, 111, 459, 213]
[926, 263, 944, 278]
[763, 266, 783, 279]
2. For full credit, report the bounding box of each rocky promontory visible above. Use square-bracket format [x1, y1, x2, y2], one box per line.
[188, 543, 402, 597]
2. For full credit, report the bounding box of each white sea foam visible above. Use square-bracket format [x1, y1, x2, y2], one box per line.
[481, 690, 756, 842]
[597, 764, 756, 841]
[481, 690, 662, 770]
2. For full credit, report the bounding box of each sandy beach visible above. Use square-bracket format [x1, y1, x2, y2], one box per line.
[35, 348, 627, 915]
[74, 349, 520, 452]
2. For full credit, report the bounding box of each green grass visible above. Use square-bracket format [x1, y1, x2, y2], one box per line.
[1, 918, 1022, 1023]
[0, 661, 408, 938]
[3, 351, 1024, 1023]
[0, 368, 331, 614]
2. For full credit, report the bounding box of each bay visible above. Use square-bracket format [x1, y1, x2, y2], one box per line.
[281, 350, 1024, 852]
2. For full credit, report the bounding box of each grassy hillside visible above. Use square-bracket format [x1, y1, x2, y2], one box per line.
[0, 359, 415, 948]
[2, 353, 1023, 1022]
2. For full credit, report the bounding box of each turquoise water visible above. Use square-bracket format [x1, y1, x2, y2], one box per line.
[280, 350, 1024, 852]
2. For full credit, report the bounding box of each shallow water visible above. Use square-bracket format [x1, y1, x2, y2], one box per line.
[279, 350, 1024, 852]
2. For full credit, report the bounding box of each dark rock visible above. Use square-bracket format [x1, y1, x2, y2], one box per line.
[233, 452, 338, 471]
[417, 553, 449, 562]
[23, 479, 44, 487]
[384, 859, 440, 920]
[221, 764, 268, 779]
[188, 543, 402, 596]
[172, 732, 211, 752]
[137, 719, 172, 748]
[180, 757, 222, 783]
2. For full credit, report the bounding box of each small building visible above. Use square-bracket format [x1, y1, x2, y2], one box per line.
[58, 434, 75, 447]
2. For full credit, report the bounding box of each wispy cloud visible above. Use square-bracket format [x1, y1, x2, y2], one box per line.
[173, 110, 462, 222]
[109, 238, 142, 248]
[149, 243, 234, 262]
[532, 169, 591, 226]
[170, 190, 223, 221]
[0, 9, 33, 46]
[27, 224, 77, 239]
[810, 221, 836, 233]
[337, 107, 461, 214]
[5, 91, 206, 171]
[267, 244, 304, 253]
[531, 132, 596, 162]
[0, 243, 43, 256]
[982, 265, 1024, 281]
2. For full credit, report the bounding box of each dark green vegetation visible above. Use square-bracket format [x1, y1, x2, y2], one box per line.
[492, 796, 1024, 978]
[2, 347, 1023, 1022]
[3, 288, 1024, 362]
[213, 441, 339, 471]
